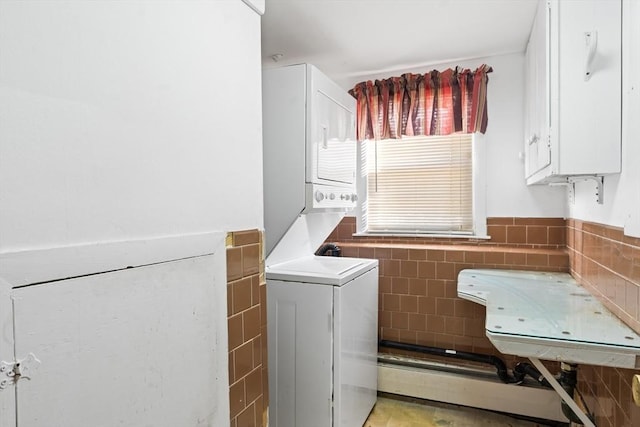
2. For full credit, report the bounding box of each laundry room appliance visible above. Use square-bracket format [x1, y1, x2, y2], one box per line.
[267, 256, 378, 427]
[263, 63, 358, 263]
[262, 64, 378, 427]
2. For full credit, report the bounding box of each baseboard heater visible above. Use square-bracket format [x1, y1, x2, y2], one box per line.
[377, 353, 569, 423]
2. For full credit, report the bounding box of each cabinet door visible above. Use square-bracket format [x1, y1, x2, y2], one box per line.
[534, 0, 551, 171]
[314, 90, 356, 185]
[333, 268, 378, 427]
[555, 0, 621, 175]
[308, 66, 357, 186]
[12, 256, 224, 427]
[267, 280, 334, 427]
[525, 0, 551, 178]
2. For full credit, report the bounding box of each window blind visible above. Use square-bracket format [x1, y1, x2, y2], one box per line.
[364, 134, 473, 234]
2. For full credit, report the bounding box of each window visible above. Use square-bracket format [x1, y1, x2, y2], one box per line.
[356, 133, 486, 237]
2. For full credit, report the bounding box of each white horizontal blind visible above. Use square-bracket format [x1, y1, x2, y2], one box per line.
[365, 134, 473, 234]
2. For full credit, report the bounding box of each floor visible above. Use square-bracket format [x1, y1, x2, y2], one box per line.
[364, 396, 550, 427]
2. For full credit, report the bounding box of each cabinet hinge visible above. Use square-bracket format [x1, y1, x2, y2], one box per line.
[0, 353, 41, 390]
[547, 134, 551, 148]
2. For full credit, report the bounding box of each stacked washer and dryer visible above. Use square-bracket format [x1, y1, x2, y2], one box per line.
[262, 64, 378, 427]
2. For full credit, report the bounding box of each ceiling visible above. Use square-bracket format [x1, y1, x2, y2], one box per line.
[261, 0, 538, 87]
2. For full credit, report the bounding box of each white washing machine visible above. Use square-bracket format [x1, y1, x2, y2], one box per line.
[267, 255, 379, 427]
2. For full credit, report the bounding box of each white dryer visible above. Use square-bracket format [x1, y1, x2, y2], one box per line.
[267, 255, 378, 427]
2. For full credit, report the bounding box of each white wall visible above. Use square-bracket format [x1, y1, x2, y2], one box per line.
[0, 0, 264, 252]
[570, 0, 640, 236]
[339, 52, 566, 219]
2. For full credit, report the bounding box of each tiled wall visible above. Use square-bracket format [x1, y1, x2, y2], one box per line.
[226, 230, 268, 427]
[224, 220, 640, 426]
[567, 219, 640, 427]
[326, 217, 568, 362]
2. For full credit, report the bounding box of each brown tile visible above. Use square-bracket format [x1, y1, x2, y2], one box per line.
[484, 251, 505, 265]
[504, 251, 526, 265]
[252, 275, 261, 306]
[261, 327, 268, 369]
[245, 367, 263, 404]
[231, 277, 253, 314]
[454, 335, 474, 352]
[236, 402, 256, 427]
[426, 249, 445, 261]
[408, 313, 427, 331]
[416, 331, 436, 347]
[487, 225, 507, 244]
[392, 277, 409, 294]
[260, 284, 267, 326]
[337, 222, 355, 240]
[445, 250, 465, 262]
[427, 280, 446, 298]
[408, 278, 427, 296]
[379, 276, 392, 293]
[229, 379, 245, 418]
[227, 284, 233, 316]
[242, 244, 260, 276]
[233, 229, 261, 247]
[400, 260, 418, 277]
[549, 226, 566, 245]
[227, 247, 243, 281]
[400, 294, 418, 313]
[527, 226, 548, 245]
[444, 316, 464, 335]
[444, 280, 460, 298]
[486, 217, 515, 225]
[506, 226, 527, 244]
[426, 314, 445, 333]
[417, 261, 436, 278]
[382, 259, 400, 276]
[234, 341, 254, 380]
[392, 248, 409, 260]
[464, 251, 485, 264]
[252, 336, 262, 369]
[515, 217, 565, 226]
[375, 247, 392, 259]
[379, 310, 392, 328]
[548, 253, 569, 268]
[243, 306, 261, 341]
[229, 348, 235, 384]
[435, 262, 455, 280]
[454, 299, 476, 318]
[418, 296, 436, 314]
[526, 253, 548, 267]
[391, 311, 409, 329]
[358, 246, 375, 258]
[464, 317, 485, 337]
[433, 332, 456, 349]
[436, 298, 455, 316]
[408, 249, 427, 260]
[383, 294, 400, 311]
[228, 313, 244, 350]
[398, 328, 417, 343]
[341, 246, 359, 257]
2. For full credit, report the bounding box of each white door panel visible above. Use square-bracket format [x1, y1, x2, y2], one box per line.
[12, 256, 223, 427]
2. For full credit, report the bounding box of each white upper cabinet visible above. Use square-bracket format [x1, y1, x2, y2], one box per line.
[524, 0, 622, 184]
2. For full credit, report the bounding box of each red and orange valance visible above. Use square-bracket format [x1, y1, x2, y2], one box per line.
[349, 64, 493, 141]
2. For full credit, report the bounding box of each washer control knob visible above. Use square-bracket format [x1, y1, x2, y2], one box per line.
[351, 194, 358, 202]
[315, 191, 325, 202]
[329, 193, 335, 200]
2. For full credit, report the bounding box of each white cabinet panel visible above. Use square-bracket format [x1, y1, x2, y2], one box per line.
[267, 280, 334, 427]
[524, 0, 621, 184]
[333, 267, 378, 427]
[12, 256, 224, 427]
